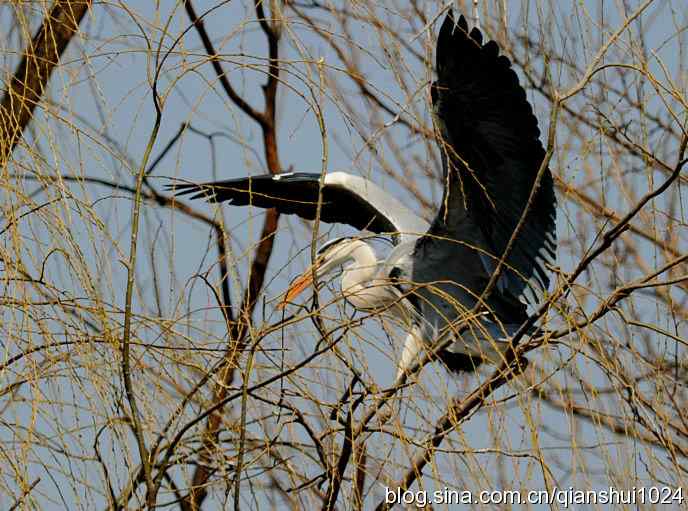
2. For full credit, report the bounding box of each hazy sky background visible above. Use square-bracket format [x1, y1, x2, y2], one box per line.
[1, 0, 686, 508]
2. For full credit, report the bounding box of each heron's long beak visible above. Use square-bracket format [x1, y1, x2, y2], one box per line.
[277, 239, 353, 309]
[277, 268, 317, 309]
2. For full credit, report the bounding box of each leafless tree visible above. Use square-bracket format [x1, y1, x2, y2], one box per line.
[1, 1, 686, 509]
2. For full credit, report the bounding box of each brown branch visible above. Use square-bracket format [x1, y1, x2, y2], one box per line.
[353, 442, 367, 511]
[0, 0, 91, 164]
[184, 1, 267, 129]
[180, 1, 283, 509]
[255, 0, 282, 172]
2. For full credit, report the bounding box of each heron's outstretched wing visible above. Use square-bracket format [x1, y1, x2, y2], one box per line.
[170, 171, 428, 245]
[429, 11, 556, 303]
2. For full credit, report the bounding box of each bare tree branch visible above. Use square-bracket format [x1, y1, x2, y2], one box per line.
[0, 0, 91, 164]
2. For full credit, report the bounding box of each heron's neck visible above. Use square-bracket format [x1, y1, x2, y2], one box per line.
[340, 241, 378, 292]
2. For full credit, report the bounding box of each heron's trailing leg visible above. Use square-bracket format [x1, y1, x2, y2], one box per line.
[395, 326, 425, 380]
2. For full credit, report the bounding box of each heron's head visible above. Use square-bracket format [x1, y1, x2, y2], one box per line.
[277, 237, 369, 309]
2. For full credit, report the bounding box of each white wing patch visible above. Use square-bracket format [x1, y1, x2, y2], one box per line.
[325, 172, 429, 243]
[273, 172, 295, 180]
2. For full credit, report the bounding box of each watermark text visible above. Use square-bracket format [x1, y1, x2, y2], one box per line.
[384, 485, 684, 508]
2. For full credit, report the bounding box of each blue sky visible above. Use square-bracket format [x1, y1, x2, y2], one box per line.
[1, 0, 686, 508]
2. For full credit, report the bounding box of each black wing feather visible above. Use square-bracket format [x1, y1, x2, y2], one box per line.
[170, 173, 398, 235]
[430, 11, 557, 298]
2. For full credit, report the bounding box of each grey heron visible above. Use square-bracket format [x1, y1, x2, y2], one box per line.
[171, 11, 557, 377]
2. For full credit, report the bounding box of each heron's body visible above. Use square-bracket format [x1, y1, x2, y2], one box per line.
[172, 11, 557, 378]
